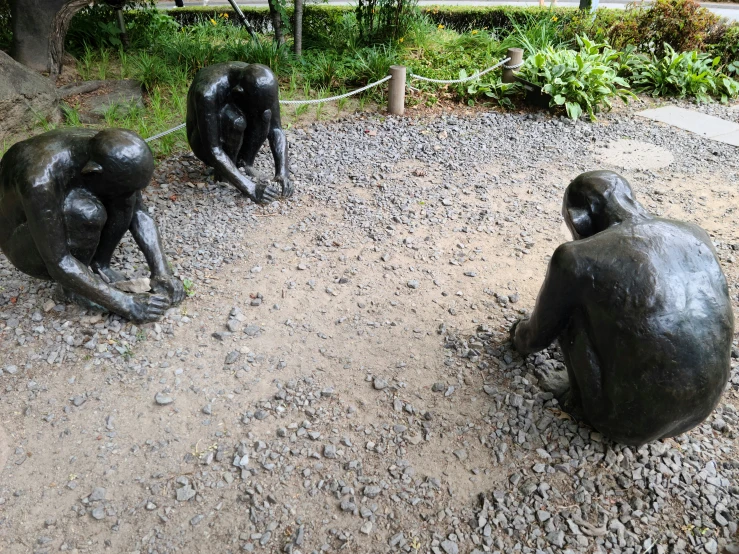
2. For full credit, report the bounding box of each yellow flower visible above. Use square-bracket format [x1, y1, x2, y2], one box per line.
[552, 16, 558, 21]
[210, 18, 217, 25]
[221, 12, 229, 18]
[471, 30, 478, 35]
[437, 24, 444, 29]
[398, 37, 404, 43]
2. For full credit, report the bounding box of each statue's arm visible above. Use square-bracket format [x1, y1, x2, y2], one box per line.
[20, 180, 134, 315]
[196, 93, 258, 198]
[129, 192, 185, 304]
[513, 244, 578, 355]
[129, 193, 170, 278]
[267, 107, 288, 183]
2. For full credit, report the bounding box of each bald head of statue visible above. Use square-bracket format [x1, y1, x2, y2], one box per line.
[83, 129, 155, 193]
[563, 170, 650, 240]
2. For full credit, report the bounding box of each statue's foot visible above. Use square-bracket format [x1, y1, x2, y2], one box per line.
[53, 285, 106, 313]
[94, 266, 127, 284]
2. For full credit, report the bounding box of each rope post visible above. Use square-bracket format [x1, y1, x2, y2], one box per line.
[388, 65, 406, 116]
[502, 48, 524, 84]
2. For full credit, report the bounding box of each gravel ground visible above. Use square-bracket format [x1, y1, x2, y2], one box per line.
[1, 97, 738, 554]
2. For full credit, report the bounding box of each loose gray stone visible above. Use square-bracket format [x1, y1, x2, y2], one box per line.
[88, 487, 106, 502]
[363, 485, 381, 498]
[373, 377, 388, 390]
[155, 392, 174, 406]
[176, 485, 197, 502]
[441, 540, 459, 554]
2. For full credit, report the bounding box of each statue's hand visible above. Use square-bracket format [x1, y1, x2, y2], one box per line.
[128, 293, 171, 323]
[255, 181, 281, 204]
[151, 275, 186, 305]
[274, 175, 294, 198]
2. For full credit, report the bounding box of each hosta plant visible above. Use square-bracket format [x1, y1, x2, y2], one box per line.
[629, 45, 739, 103]
[519, 36, 635, 120]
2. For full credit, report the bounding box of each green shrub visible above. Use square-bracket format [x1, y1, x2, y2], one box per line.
[422, 5, 561, 33]
[629, 44, 739, 102]
[302, 10, 360, 51]
[519, 36, 634, 120]
[706, 24, 739, 66]
[168, 5, 272, 32]
[355, 0, 423, 43]
[607, 0, 719, 56]
[67, 1, 174, 52]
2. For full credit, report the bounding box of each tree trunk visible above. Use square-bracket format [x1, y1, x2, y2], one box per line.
[10, 0, 89, 76]
[267, 0, 284, 45]
[293, 0, 303, 57]
[49, 0, 91, 78]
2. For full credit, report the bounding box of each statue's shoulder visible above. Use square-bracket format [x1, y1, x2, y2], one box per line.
[195, 61, 248, 80]
[648, 217, 711, 244]
[3, 130, 89, 187]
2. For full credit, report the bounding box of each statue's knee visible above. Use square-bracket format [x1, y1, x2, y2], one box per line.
[222, 106, 247, 134]
[63, 190, 106, 236]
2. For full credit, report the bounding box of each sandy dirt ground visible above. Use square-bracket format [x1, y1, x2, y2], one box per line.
[1, 104, 738, 554]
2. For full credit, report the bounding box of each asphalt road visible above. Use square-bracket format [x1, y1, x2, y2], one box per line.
[155, 0, 739, 21]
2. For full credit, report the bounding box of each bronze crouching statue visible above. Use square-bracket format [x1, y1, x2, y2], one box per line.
[186, 62, 292, 204]
[511, 170, 734, 446]
[0, 129, 184, 323]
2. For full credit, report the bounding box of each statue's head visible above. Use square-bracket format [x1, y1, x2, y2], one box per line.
[231, 64, 276, 101]
[563, 170, 645, 240]
[82, 129, 154, 193]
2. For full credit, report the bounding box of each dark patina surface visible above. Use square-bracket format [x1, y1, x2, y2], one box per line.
[186, 62, 291, 204]
[512, 170, 734, 446]
[0, 129, 184, 322]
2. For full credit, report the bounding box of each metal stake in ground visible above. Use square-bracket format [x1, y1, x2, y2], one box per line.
[226, 0, 258, 40]
[388, 65, 406, 116]
[502, 48, 524, 84]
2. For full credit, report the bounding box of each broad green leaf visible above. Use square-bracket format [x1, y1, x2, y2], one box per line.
[565, 101, 583, 120]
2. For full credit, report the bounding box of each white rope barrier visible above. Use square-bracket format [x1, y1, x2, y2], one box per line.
[144, 56, 518, 142]
[145, 123, 186, 143]
[279, 75, 393, 106]
[409, 56, 510, 85]
[503, 61, 525, 70]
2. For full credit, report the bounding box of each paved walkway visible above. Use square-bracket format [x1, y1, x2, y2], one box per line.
[637, 106, 739, 147]
[155, 0, 739, 21]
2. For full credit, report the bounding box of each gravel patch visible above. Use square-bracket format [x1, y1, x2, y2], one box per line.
[0, 99, 737, 553]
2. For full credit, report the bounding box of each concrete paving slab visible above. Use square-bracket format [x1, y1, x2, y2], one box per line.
[636, 106, 739, 138]
[714, 131, 739, 147]
[636, 106, 739, 147]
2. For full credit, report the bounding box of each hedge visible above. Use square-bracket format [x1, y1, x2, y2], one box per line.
[163, 4, 737, 63]
[2, 2, 737, 62]
[166, 4, 606, 34]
